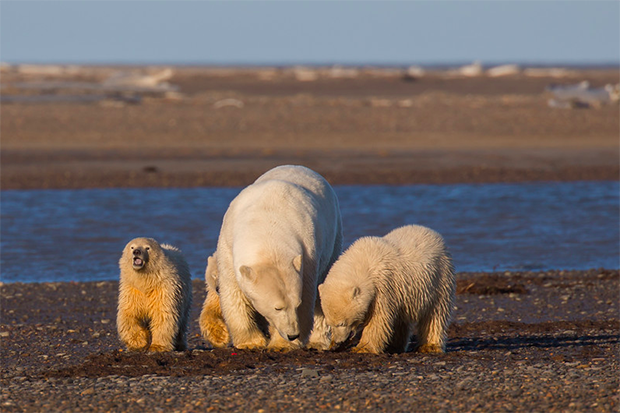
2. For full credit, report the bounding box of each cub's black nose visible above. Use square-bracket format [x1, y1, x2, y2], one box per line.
[133, 249, 141, 256]
[287, 334, 300, 341]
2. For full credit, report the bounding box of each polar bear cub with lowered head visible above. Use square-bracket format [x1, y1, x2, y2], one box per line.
[118, 237, 192, 352]
[319, 225, 455, 354]
[216, 165, 343, 351]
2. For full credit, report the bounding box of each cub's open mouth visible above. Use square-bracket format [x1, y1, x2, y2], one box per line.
[133, 257, 145, 269]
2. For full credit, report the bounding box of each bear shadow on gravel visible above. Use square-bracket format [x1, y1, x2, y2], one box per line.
[42, 348, 395, 379]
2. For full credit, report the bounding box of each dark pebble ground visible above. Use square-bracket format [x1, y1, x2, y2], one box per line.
[1, 269, 618, 412]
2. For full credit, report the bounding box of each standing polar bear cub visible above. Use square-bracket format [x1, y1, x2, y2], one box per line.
[118, 237, 193, 352]
[216, 165, 343, 351]
[319, 225, 455, 354]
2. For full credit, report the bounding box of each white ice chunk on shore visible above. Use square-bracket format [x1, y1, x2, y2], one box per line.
[486, 64, 520, 77]
[546, 81, 620, 108]
[524, 68, 572, 78]
[103, 68, 174, 88]
[444, 61, 483, 78]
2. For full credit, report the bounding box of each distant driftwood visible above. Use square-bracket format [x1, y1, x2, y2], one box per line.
[403, 66, 425, 81]
[547, 81, 620, 109]
[102, 68, 174, 88]
[213, 98, 244, 109]
[328, 65, 359, 79]
[291, 66, 319, 82]
[486, 64, 520, 77]
[524, 68, 573, 78]
[443, 61, 483, 78]
[6, 68, 179, 103]
[11, 80, 178, 94]
[14, 64, 82, 76]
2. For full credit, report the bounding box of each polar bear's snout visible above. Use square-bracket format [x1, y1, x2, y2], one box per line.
[330, 325, 355, 348]
[131, 247, 149, 270]
[274, 314, 300, 342]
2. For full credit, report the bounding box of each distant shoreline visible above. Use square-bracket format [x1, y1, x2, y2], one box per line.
[2, 66, 618, 190]
[2, 61, 619, 70]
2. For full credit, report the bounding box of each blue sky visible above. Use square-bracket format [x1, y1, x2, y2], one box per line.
[1, 1, 618, 65]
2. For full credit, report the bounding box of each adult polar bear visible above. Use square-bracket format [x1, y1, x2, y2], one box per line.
[216, 165, 343, 350]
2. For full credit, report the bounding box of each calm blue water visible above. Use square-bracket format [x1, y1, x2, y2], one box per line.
[1, 182, 618, 283]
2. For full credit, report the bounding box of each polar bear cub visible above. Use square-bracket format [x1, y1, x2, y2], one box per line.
[117, 237, 193, 352]
[318, 225, 455, 354]
[198, 253, 231, 348]
[216, 165, 343, 351]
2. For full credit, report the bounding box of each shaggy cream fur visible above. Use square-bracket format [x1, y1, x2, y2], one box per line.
[117, 237, 192, 352]
[198, 254, 230, 348]
[216, 165, 343, 351]
[319, 225, 455, 354]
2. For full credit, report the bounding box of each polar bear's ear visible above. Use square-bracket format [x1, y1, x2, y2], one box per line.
[351, 286, 361, 300]
[239, 265, 257, 283]
[292, 255, 303, 273]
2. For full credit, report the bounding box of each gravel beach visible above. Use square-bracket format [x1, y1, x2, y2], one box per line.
[1, 269, 618, 412]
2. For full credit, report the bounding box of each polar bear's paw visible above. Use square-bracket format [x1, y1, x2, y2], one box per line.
[417, 343, 444, 354]
[267, 333, 301, 352]
[234, 336, 268, 350]
[122, 326, 152, 352]
[202, 318, 230, 348]
[305, 340, 330, 351]
[148, 343, 174, 353]
[351, 345, 377, 354]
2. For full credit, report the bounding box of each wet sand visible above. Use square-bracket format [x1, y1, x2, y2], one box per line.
[1, 67, 618, 189]
[1, 269, 618, 412]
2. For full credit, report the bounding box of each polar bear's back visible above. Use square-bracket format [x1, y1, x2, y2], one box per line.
[382, 225, 455, 314]
[226, 165, 340, 241]
[160, 244, 192, 282]
[218, 165, 342, 276]
[254, 165, 335, 201]
[231, 165, 337, 217]
[383, 225, 450, 267]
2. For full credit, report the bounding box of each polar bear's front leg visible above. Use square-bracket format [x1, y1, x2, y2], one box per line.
[416, 307, 448, 354]
[385, 316, 412, 353]
[218, 268, 267, 350]
[148, 309, 179, 352]
[117, 313, 151, 351]
[229, 311, 267, 350]
[223, 298, 267, 350]
[306, 299, 331, 350]
[352, 317, 391, 354]
[117, 291, 151, 351]
[199, 291, 230, 348]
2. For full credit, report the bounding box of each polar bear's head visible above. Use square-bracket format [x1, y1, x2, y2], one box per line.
[121, 237, 164, 273]
[237, 255, 304, 342]
[319, 277, 375, 347]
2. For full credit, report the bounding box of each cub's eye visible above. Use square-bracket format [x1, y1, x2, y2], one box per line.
[145, 247, 150, 251]
[274, 307, 283, 311]
[130, 246, 134, 250]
